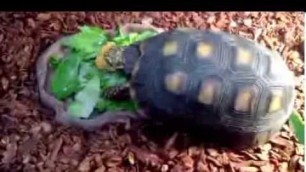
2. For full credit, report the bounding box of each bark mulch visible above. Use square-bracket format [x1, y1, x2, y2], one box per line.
[0, 12, 304, 172]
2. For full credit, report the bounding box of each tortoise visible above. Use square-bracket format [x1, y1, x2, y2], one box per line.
[37, 22, 295, 149]
[97, 27, 296, 148]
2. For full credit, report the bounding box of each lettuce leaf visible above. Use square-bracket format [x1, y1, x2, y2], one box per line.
[289, 110, 305, 144]
[50, 24, 160, 118]
[51, 53, 82, 100]
[68, 74, 101, 118]
[61, 25, 110, 58]
[99, 70, 128, 90]
[96, 98, 138, 112]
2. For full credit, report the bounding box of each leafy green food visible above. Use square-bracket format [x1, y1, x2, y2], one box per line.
[68, 74, 101, 118]
[61, 26, 109, 57]
[78, 62, 99, 86]
[99, 71, 128, 90]
[49, 55, 62, 69]
[50, 24, 159, 119]
[96, 98, 138, 112]
[51, 53, 82, 100]
[289, 110, 304, 144]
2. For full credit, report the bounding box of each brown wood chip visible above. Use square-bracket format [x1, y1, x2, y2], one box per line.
[207, 148, 219, 157]
[0, 11, 304, 172]
[239, 166, 259, 172]
[206, 156, 223, 167]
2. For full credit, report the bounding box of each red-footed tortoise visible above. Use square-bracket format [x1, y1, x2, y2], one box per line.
[100, 27, 296, 148]
[37, 22, 295, 149]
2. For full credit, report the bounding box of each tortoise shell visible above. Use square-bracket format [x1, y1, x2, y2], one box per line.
[122, 29, 295, 147]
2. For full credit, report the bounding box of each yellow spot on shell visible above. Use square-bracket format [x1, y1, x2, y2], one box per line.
[198, 80, 217, 105]
[197, 43, 214, 58]
[237, 47, 253, 65]
[95, 42, 116, 69]
[165, 72, 187, 94]
[234, 88, 253, 112]
[163, 41, 178, 56]
[268, 90, 283, 113]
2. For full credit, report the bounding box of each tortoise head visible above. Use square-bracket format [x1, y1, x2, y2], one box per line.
[96, 41, 146, 75]
[96, 42, 126, 71]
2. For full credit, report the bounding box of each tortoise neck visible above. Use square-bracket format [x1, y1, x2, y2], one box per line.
[121, 44, 142, 75]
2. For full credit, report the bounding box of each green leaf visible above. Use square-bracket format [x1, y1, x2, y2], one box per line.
[96, 98, 138, 112]
[61, 25, 109, 57]
[118, 26, 125, 37]
[68, 74, 101, 118]
[99, 70, 128, 90]
[289, 110, 304, 144]
[49, 24, 158, 118]
[49, 55, 62, 69]
[51, 54, 82, 100]
[78, 62, 99, 85]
